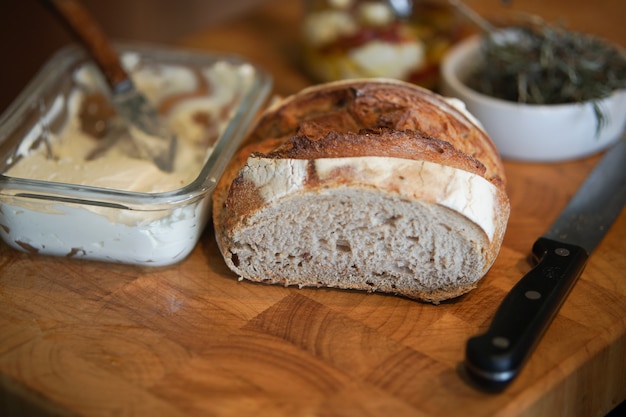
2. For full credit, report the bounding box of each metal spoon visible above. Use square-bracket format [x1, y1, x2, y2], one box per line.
[387, 0, 496, 33]
[447, 0, 496, 33]
[386, 0, 413, 19]
[41, 0, 177, 172]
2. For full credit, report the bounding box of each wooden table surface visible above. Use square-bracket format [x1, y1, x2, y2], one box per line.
[1, 1, 625, 416]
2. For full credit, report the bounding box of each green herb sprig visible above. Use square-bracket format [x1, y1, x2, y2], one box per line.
[466, 24, 626, 134]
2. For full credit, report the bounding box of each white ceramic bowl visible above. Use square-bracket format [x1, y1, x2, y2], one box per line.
[440, 33, 626, 162]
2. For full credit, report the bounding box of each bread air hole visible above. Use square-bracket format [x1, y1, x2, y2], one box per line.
[336, 239, 351, 253]
[372, 214, 402, 227]
[383, 215, 402, 225]
[391, 265, 413, 274]
[230, 252, 240, 267]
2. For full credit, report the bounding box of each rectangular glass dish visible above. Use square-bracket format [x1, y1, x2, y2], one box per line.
[0, 43, 271, 266]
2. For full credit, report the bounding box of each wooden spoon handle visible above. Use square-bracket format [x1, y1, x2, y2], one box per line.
[41, 0, 129, 88]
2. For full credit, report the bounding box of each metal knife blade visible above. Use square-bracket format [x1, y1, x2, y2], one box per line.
[42, 0, 176, 172]
[111, 79, 178, 171]
[465, 139, 626, 391]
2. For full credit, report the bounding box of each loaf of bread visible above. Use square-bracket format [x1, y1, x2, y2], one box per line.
[212, 79, 510, 303]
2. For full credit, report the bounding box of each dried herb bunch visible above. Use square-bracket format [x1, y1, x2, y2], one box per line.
[467, 25, 626, 105]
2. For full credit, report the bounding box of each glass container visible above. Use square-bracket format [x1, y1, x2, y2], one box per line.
[0, 43, 272, 266]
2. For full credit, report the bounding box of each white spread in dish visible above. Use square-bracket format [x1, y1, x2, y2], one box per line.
[0, 54, 260, 265]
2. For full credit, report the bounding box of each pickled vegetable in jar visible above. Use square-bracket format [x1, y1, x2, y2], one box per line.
[301, 0, 471, 89]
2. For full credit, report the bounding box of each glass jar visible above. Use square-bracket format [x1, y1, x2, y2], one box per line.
[301, 0, 472, 90]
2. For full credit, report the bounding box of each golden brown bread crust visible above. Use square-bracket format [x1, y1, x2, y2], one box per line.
[245, 79, 505, 188]
[212, 79, 510, 303]
[215, 78, 507, 226]
[265, 130, 486, 175]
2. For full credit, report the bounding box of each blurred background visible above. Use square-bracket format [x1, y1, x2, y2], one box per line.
[0, 0, 269, 113]
[1, 0, 624, 114]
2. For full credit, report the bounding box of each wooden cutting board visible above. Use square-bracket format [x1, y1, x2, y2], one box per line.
[1, 160, 625, 417]
[1, 1, 625, 416]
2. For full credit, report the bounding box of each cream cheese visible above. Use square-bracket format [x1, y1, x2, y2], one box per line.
[0, 197, 209, 266]
[0, 53, 261, 266]
[6, 60, 253, 193]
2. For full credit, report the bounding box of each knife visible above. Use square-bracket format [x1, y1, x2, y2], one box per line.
[41, 0, 177, 172]
[465, 139, 626, 391]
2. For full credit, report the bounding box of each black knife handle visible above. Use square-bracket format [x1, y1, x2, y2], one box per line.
[465, 237, 588, 391]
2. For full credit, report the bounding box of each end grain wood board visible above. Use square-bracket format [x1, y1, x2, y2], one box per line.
[1, 1, 626, 416]
[1, 153, 625, 417]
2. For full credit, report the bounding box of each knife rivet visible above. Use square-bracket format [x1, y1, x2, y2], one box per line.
[525, 290, 542, 300]
[492, 336, 510, 349]
[555, 248, 570, 256]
